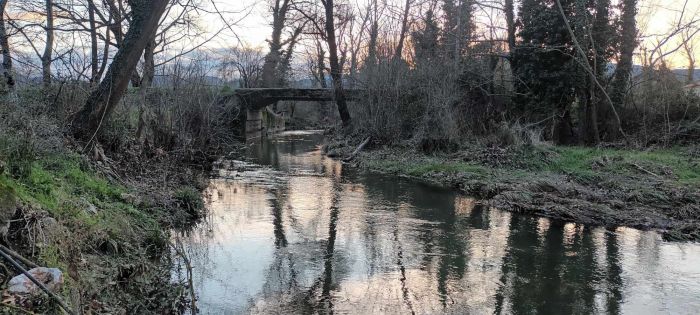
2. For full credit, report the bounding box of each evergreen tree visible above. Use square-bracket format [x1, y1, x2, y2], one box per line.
[441, 0, 475, 61]
[513, 0, 575, 144]
[412, 9, 440, 64]
[512, 0, 609, 144]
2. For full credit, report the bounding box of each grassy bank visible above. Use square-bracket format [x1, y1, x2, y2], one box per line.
[0, 82, 243, 313]
[0, 150, 206, 313]
[331, 141, 699, 241]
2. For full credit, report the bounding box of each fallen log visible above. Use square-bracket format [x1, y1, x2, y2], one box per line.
[343, 137, 371, 162]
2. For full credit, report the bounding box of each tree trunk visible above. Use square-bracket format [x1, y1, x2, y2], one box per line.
[316, 41, 330, 120]
[366, 1, 378, 68]
[608, 0, 636, 139]
[130, 70, 142, 87]
[610, 0, 636, 107]
[505, 0, 515, 52]
[688, 61, 695, 83]
[583, 0, 610, 145]
[142, 38, 155, 86]
[393, 0, 411, 62]
[584, 77, 601, 144]
[0, 0, 15, 93]
[105, 0, 124, 46]
[42, 0, 54, 89]
[71, 0, 169, 142]
[96, 24, 111, 80]
[88, 0, 99, 85]
[261, 0, 289, 88]
[105, 0, 145, 88]
[682, 40, 695, 83]
[136, 37, 155, 141]
[324, 0, 351, 126]
[553, 109, 576, 145]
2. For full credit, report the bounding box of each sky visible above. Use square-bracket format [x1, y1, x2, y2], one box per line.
[210, 0, 700, 69]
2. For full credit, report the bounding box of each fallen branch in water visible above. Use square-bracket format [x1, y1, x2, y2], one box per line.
[171, 239, 196, 315]
[343, 137, 371, 162]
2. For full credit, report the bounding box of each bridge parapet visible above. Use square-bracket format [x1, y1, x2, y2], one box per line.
[235, 88, 363, 110]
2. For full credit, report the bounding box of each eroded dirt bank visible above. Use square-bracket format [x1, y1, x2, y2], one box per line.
[325, 138, 700, 241]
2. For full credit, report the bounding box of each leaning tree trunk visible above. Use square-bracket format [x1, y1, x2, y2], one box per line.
[71, 0, 169, 142]
[324, 0, 351, 126]
[0, 0, 15, 93]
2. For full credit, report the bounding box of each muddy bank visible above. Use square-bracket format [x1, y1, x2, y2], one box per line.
[325, 139, 700, 241]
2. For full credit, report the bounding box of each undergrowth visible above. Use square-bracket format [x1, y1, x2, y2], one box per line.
[0, 153, 181, 313]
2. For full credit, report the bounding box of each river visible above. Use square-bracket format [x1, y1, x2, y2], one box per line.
[174, 130, 700, 314]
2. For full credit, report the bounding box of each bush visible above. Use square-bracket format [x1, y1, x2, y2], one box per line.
[173, 186, 204, 218]
[0, 96, 64, 178]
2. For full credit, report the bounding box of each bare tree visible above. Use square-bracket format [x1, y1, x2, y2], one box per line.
[393, 0, 412, 62]
[0, 0, 14, 93]
[87, 0, 99, 85]
[261, 0, 293, 88]
[322, 0, 351, 125]
[223, 46, 265, 88]
[504, 0, 515, 52]
[71, 0, 170, 142]
[41, 0, 54, 88]
[680, 27, 697, 83]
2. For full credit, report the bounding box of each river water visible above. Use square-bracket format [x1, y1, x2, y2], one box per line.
[175, 131, 700, 315]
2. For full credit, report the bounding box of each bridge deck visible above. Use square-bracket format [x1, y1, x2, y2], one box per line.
[235, 88, 362, 110]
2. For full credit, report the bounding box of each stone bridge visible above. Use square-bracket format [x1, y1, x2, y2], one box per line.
[233, 88, 363, 138]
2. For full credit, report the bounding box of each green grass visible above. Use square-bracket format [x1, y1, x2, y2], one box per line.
[366, 158, 488, 178]
[541, 146, 700, 184]
[0, 154, 163, 249]
[364, 145, 699, 186]
[406, 162, 487, 177]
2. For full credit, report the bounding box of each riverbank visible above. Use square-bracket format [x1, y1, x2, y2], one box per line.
[0, 145, 211, 313]
[325, 138, 700, 241]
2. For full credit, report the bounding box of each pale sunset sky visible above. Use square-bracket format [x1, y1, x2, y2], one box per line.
[213, 0, 700, 69]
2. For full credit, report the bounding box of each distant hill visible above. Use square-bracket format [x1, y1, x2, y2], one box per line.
[671, 68, 698, 82]
[627, 65, 697, 82]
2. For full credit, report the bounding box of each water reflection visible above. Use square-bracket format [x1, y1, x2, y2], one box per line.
[175, 131, 700, 314]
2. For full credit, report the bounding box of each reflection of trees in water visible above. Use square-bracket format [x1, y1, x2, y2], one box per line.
[493, 216, 624, 314]
[247, 174, 346, 314]
[318, 184, 340, 314]
[435, 209, 468, 309]
[605, 231, 623, 315]
[209, 134, 641, 314]
[271, 187, 289, 248]
[393, 221, 415, 314]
